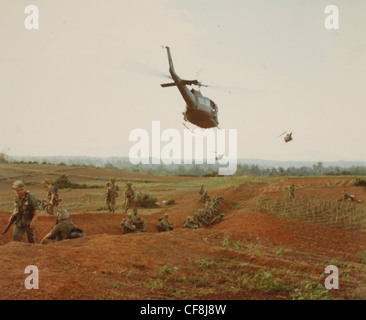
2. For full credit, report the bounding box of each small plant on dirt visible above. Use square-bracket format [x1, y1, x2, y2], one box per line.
[254, 271, 286, 292]
[291, 281, 332, 300]
[275, 245, 285, 256]
[195, 259, 218, 268]
[356, 250, 366, 264]
[147, 279, 163, 293]
[222, 235, 242, 251]
[237, 274, 254, 291]
[104, 280, 119, 288]
[156, 264, 179, 279]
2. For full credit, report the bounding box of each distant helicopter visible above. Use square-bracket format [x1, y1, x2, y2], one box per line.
[214, 152, 225, 160]
[160, 46, 219, 129]
[279, 130, 293, 143]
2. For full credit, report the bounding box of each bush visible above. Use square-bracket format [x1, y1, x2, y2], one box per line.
[353, 178, 366, 186]
[135, 192, 157, 208]
[53, 174, 101, 190]
[53, 174, 73, 189]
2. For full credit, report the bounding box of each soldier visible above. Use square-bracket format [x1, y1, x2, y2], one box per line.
[289, 184, 295, 199]
[11, 180, 39, 243]
[342, 190, 360, 202]
[199, 185, 205, 199]
[197, 208, 210, 227]
[121, 213, 136, 234]
[106, 178, 119, 213]
[192, 212, 201, 228]
[200, 190, 210, 203]
[183, 216, 198, 229]
[44, 180, 59, 215]
[131, 209, 146, 232]
[40, 209, 85, 244]
[211, 212, 226, 225]
[124, 182, 136, 214]
[157, 213, 174, 232]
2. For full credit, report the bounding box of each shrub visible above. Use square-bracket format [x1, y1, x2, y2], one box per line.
[135, 192, 157, 208]
[353, 178, 366, 186]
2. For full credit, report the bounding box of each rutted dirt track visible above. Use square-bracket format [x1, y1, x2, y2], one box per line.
[0, 168, 366, 300]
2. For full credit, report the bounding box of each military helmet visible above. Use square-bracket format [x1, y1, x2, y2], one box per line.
[110, 177, 116, 183]
[12, 180, 25, 191]
[127, 212, 132, 218]
[57, 209, 69, 220]
[186, 216, 192, 221]
[126, 182, 132, 186]
[164, 213, 169, 218]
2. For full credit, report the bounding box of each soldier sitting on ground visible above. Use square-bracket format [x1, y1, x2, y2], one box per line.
[131, 209, 146, 232]
[121, 213, 137, 234]
[183, 216, 199, 229]
[157, 213, 174, 232]
[40, 209, 86, 244]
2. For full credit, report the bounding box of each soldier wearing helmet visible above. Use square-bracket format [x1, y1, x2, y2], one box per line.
[121, 212, 136, 234]
[131, 209, 146, 232]
[157, 213, 174, 232]
[106, 178, 119, 213]
[11, 180, 39, 243]
[183, 216, 198, 229]
[41, 209, 84, 244]
[43, 180, 59, 215]
[123, 182, 136, 214]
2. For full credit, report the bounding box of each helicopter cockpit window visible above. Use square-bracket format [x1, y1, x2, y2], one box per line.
[204, 98, 211, 107]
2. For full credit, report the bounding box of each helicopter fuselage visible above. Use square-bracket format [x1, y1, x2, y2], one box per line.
[162, 46, 219, 129]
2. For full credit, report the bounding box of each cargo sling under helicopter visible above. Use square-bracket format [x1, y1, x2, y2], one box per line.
[160, 46, 219, 129]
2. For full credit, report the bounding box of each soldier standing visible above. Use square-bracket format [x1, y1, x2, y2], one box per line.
[44, 180, 58, 215]
[124, 182, 136, 214]
[106, 178, 119, 213]
[11, 180, 39, 243]
[289, 184, 295, 199]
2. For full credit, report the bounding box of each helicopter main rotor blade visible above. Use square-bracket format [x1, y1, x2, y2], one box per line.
[126, 61, 171, 79]
[278, 131, 287, 137]
[161, 82, 177, 88]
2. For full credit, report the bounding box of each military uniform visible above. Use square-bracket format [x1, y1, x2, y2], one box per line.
[121, 214, 136, 234]
[106, 180, 119, 213]
[12, 181, 39, 243]
[45, 183, 58, 214]
[124, 183, 136, 213]
[157, 213, 174, 232]
[183, 216, 198, 229]
[41, 209, 85, 244]
[131, 209, 146, 232]
[289, 185, 295, 199]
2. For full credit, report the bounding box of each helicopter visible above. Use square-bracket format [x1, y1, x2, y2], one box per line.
[279, 130, 293, 143]
[160, 46, 219, 129]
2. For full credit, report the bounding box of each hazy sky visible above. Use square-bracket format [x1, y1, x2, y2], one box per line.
[0, 0, 365, 162]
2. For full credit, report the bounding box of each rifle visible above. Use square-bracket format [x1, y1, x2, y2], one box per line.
[0, 215, 16, 240]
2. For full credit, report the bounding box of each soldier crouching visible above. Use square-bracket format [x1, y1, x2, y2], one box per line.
[157, 213, 174, 232]
[41, 209, 86, 244]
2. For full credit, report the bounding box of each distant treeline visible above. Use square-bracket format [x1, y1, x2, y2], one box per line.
[4, 156, 366, 177]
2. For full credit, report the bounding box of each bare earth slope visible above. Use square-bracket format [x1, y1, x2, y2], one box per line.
[0, 166, 365, 300]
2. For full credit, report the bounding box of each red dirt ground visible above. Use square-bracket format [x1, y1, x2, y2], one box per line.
[0, 173, 365, 300]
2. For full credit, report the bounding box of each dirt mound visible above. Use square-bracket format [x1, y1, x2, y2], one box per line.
[1, 176, 366, 300]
